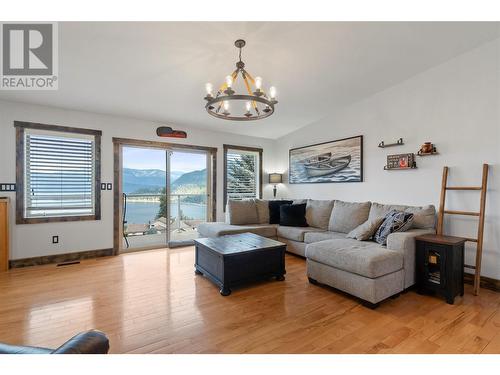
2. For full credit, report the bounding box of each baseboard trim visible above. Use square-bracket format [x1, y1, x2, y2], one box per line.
[9, 248, 113, 269]
[464, 272, 500, 293]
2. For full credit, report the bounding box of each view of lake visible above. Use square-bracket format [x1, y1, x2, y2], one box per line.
[126, 201, 206, 224]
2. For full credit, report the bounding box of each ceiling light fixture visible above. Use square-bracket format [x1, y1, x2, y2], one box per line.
[204, 39, 278, 121]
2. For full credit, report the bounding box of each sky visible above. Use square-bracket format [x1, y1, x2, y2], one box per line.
[123, 146, 207, 173]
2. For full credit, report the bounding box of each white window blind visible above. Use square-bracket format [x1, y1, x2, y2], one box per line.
[226, 149, 260, 201]
[25, 130, 96, 218]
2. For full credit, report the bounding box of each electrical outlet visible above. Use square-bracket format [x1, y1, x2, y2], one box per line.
[52, 235, 59, 244]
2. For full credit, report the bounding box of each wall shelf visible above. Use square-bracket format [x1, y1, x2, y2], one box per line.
[378, 138, 404, 148]
[417, 148, 439, 156]
[384, 165, 417, 171]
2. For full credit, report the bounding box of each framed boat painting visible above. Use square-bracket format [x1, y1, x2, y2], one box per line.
[289, 135, 363, 184]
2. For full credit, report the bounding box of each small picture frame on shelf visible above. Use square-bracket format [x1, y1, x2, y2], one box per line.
[385, 153, 416, 170]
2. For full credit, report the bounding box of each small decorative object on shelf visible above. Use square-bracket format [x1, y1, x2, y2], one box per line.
[417, 142, 438, 156]
[156, 126, 187, 139]
[384, 153, 417, 170]
[378, 138, 404, 148]
[415, 234, 466, 304]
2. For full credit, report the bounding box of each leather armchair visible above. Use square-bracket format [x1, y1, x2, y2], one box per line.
[0, 330, 109, 354]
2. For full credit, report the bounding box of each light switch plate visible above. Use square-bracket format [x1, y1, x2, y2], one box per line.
[0, 183, 16, 192]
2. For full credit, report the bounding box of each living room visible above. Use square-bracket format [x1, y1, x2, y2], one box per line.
[1, 1, 500, 372]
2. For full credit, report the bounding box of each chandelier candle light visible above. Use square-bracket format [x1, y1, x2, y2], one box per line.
[204, 39, 278, 121]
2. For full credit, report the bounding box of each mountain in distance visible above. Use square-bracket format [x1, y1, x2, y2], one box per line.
[171, 169, 207, 193]
[123, 168, 204, 194]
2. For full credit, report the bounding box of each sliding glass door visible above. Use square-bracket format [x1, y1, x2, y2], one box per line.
[121, 146, 210, 251]
[167, 150, 209, 247]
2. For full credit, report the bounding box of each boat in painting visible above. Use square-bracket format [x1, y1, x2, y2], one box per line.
[304, 155, 351, 177]
[300, 152, 332, 167]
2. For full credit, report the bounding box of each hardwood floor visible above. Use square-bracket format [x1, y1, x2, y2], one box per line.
[1, 247, 500, 354]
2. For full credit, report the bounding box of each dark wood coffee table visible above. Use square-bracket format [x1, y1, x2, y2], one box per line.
[194, 233, 286, 296]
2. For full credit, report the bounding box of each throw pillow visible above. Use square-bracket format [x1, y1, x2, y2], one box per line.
[279, 203, 308, 227]
[268, 200, 293, 224]
[373, 210, 414, 245]
[346, 217, 384, 241]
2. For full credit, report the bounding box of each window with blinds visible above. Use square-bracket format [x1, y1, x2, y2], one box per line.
[24, 130, 96, 219]
[224, 146, 262, 205]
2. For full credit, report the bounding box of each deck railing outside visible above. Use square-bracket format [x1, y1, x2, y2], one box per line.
[124, 193, 207, 233]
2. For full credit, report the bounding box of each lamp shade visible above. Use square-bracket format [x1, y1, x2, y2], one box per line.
[269, 173, 283, 184]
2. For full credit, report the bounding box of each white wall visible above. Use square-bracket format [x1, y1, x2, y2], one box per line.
[273, 39, 500, 279]
[0, 100, 275, 260]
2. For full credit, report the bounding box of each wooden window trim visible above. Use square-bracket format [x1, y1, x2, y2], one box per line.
[223, 144, 263, 211]
[14, 121, 102, 224]
[112, 137, 217, 153]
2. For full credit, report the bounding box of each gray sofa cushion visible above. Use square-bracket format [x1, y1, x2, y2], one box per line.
[278, 237, 307, 257]
[328, 200, 371, 233]
[368, 202, 436, 229]
[254, 199, 270, 224]
[276, 226, 323, 242]
[405, 205, 436, 229]
[346, 217, 384, 241]
[227, 199, 259, 225]
[369, 202, 407, 220]
[307, 259, 404, 304]
[197, 222, 277, 238]
[304, 231, 346, 244]
[306, 199, 335, 230]
[305, 238, 403, 278]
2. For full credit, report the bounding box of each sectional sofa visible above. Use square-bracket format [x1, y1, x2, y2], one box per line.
[197, 199, 436, 306]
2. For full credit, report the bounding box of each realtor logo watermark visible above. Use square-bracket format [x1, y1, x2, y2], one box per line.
[0, 22, 58, 90]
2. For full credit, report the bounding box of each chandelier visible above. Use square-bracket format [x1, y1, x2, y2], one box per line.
[204, 39, 278, 121]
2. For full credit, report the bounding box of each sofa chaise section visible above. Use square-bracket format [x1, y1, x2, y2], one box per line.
[306, 237, 404, 306]
[306, 228, 433, 305]
[306, 238, 404, 279]
[307, 259, 404, 307]
[305, 202, 436, 305]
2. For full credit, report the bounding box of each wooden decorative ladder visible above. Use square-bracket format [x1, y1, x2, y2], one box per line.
[436, 164, 489, 295]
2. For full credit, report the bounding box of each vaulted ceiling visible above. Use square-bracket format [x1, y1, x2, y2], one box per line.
[1, 22, 499, 139]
